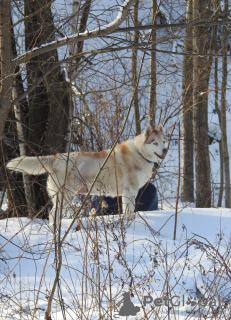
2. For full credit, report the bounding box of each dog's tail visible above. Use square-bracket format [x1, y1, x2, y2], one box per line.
[6, 156, 55, 175]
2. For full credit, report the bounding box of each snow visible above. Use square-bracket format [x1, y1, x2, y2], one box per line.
[64, 68, 82, 97]
[208, 122, 222, 141]
[0, 206, 231, 319]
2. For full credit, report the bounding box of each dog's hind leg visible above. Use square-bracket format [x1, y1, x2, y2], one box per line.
[47, 175, 69, 227]
[49, 202, 60, 227]
[49, 192, 69, 227]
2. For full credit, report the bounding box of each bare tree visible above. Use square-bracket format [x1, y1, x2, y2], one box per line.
[72, 0, 92, 71]
[213, 0, 223, 207]
[9, 0, 71, 216]
[69, 0, 81, 59]
[66, 0, 93, 151]
[192, 0, 211, 207]
[0, 0, 13, 138]
[12, 85, 35, 217]
[181, 0, 194, 203]
[0, 14, 33, 218]
[220, 0, 230, 208]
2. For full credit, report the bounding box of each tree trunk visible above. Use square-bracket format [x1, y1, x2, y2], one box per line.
[25, 0, 70, 154]
[132, 0, 141, 135]
[12, 84, 35, 218]
[72, 0, 92, 71]
[215, 36, 224, 207]
[69, 0, 81, 58]
[0, 135, 27, 218]
[0, 1, 24, 218]
[220, 0, 230, 208]
[66, 0, 92, 151]
[192, 0, 211, 207]
[218, 140, 224, 207]
[0, 15, 34, 218]
[181, 0, 194, 202]
[149, 0, 157, 128]
[213, 0, 223, 207]
[24, 0, 71, 215]
[0, 0, 13, 138]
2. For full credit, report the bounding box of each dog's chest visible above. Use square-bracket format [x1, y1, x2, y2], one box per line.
[135, 164, 153, 186]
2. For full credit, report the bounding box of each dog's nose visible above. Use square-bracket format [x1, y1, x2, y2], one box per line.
[163, 148, 167, 154]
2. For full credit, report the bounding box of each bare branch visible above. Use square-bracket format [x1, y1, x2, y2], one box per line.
[13, 0, 136, 66]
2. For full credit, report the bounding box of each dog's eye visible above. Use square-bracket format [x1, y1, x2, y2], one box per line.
[163, 141, 166, 144]
[153, 142, 158, 146]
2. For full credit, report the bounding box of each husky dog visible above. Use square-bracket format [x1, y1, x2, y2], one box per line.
[7, 124, 168, 225]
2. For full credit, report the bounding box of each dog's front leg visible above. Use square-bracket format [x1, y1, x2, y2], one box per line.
[122, 188, 136, 214]
[49, 205, 60, 227]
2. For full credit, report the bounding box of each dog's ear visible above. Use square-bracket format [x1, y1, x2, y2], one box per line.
[157, 123, 164, 133]
[144, 127, 153, 138]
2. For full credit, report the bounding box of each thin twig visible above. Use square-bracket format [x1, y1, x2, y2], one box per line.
[173, 121, 181, 240]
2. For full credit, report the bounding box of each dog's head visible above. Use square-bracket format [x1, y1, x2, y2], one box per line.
[142, 123, 168, 162]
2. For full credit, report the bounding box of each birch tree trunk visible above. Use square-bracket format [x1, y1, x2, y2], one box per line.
[213, 0, 223, 207]
[12, 85, 35, 218]
[1, 14, 32, 218]
[192, 0, 211, 207]
[0, 2, 23, 217]
[181, 0, 194, 202]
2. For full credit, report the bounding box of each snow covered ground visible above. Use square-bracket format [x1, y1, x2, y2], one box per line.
[1, 106, 230, 320]
[0, 111, 230, 320]
[0, 206, 230, 319]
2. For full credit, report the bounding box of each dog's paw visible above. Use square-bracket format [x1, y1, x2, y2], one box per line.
[124, 210, 136, 222]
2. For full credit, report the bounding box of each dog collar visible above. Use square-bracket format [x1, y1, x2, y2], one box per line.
[137, 151, 153, 164]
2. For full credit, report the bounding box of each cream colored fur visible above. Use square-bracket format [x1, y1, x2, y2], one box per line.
[7, 124, 168, 225]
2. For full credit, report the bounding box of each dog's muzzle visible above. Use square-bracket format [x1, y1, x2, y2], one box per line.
[155, 148, 167, 160]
